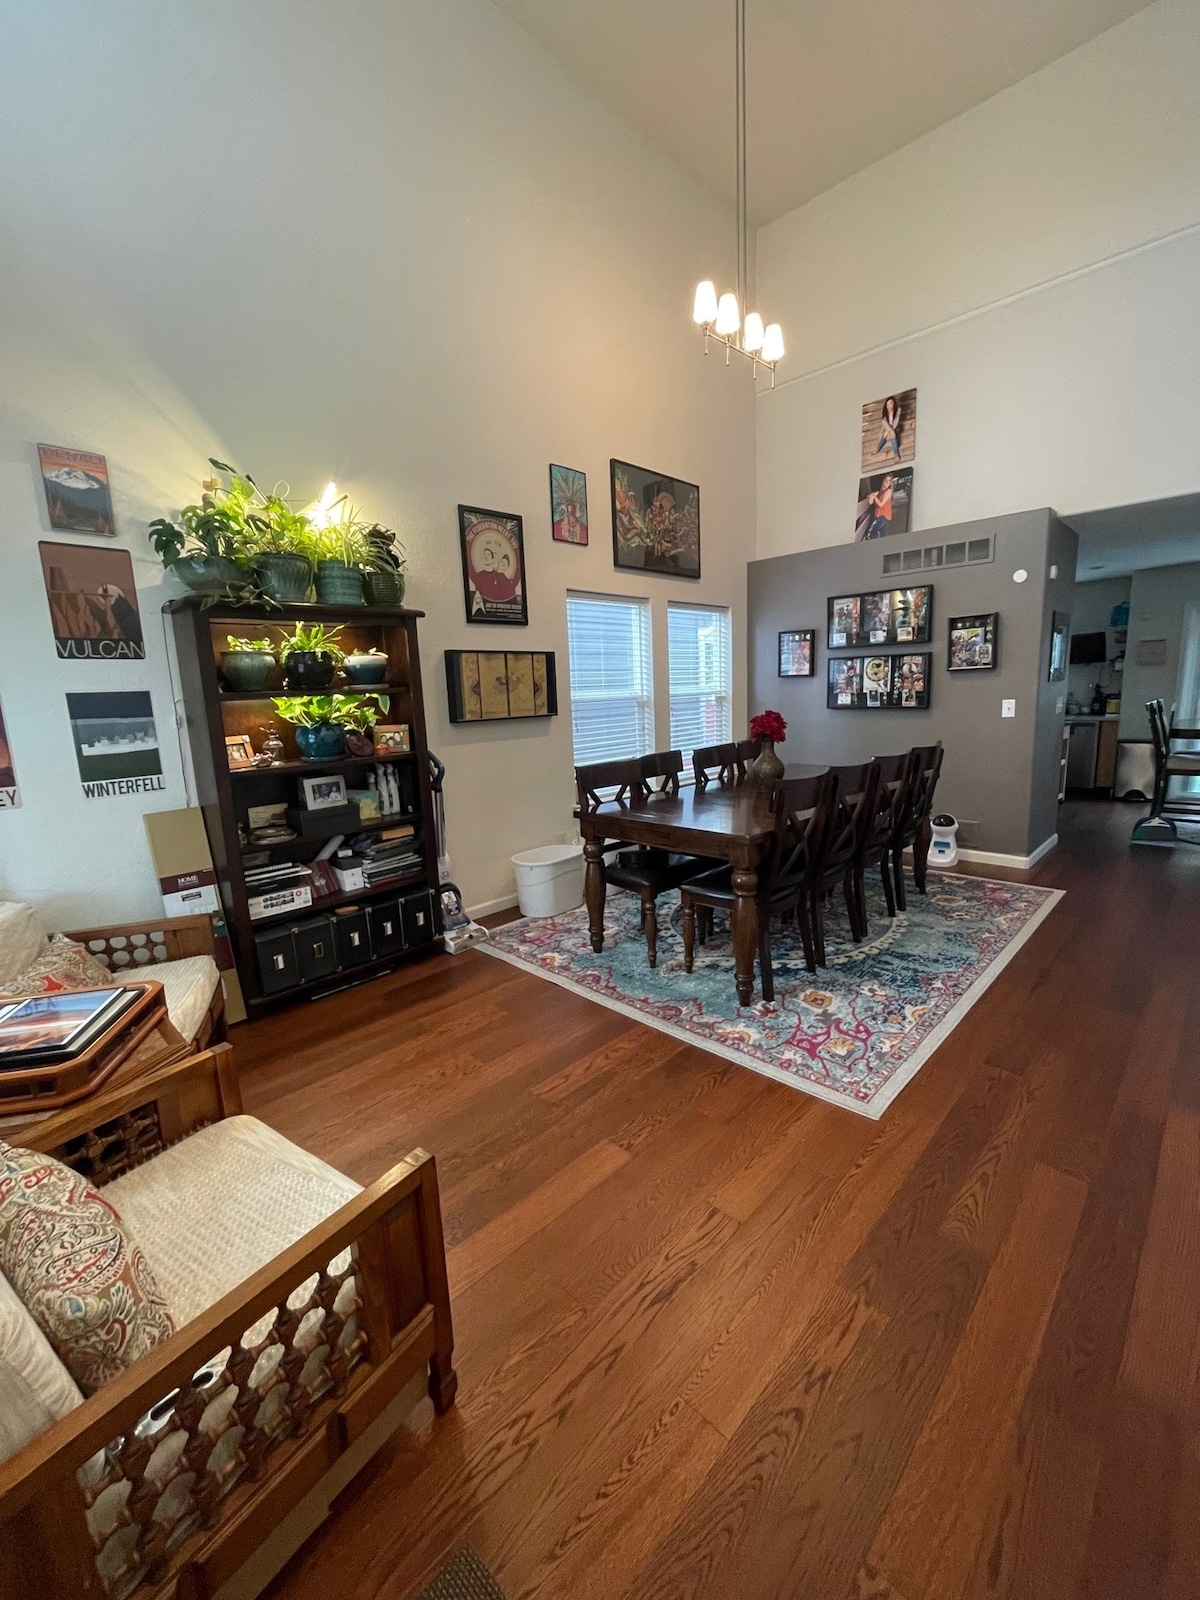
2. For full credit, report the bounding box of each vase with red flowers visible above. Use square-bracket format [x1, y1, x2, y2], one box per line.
[748, 709, 787, 783]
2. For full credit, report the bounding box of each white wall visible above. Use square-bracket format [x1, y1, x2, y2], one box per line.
[755, 0, 1200, 558]
[0, 0, 753, 925]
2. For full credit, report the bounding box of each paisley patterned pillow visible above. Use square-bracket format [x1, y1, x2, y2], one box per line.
[0, 935, 113, 1000]
[0, 1140, 175, 1395]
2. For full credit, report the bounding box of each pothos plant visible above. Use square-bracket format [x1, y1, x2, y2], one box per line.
[270, 694, 389, 729]
[277, 622, 345, 661]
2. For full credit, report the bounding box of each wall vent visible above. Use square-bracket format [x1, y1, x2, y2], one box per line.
[881, 533, 993, 577]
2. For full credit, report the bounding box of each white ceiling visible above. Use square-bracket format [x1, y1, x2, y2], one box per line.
[1065, 494, 1200, 581]
[492, 0, 1154, 224]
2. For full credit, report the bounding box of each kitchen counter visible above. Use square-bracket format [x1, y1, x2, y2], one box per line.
[1065, 713, 1121, 723]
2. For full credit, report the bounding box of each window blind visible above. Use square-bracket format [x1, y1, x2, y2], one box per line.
[566, 592, 654, 764]
[668, 602, 731, 764]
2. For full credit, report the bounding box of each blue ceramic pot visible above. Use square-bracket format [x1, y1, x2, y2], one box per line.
[314, 560, 365, 606]
[343, 653, 388, 685]
[295, 723, 345, 761]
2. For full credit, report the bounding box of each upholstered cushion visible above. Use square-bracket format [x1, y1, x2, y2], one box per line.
[0, 935, 113, 1001]
[0, 903, 47, 988]
[0, 1269, 83, 1464]
[110, 954, 219, 1043]
[0, 1141, 175, 1395]
[102, 1117, 361, 1329]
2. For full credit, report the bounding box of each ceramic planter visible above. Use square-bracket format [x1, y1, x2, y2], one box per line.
[219, 650, 277, 692]
[283, 651, 337, 690]
[315, 559, 365, 606]
[254, 552, 312, 604]
[363, 568, 405, 606]
[171, 554, 243, 594]
[343, 653, 389, 686]
[295, 723, 345, 761]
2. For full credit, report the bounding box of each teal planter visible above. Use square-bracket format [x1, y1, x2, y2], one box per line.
[315, 560, 365, 606]
[344, 654, 388, 685]
[255, 553, 312, 604]
[364, 568, 405, 606]
[171, 554, 243, 595]
[220, 650, 277, 692]
[295, 723, 345, 761]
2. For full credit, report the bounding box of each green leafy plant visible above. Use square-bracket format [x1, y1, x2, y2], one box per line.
[225, 636, 275, 654]
[364, 523, 406, 574]
[345, 645, 386, 658]
[308, 508, 372, 567]
[278, 622, 345, 661]
[271, 693, 388, 729]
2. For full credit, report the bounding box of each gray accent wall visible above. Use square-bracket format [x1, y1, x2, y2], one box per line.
[748, 510, 1079, 859]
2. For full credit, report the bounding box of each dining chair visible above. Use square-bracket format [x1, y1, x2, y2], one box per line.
[693, 741, 749, 789]
[640, 749, 685, 795]
[856, 751, 918, 925]
[679, 770, 834, 996]
[811, 762, 881, 958]
[888, 743, 943, 906]
[574, 757, 709, 969]
[1146, 699, 1200, 817]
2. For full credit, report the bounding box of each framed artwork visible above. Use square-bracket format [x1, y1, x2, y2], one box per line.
[225, 734, 256, 770]
[38, 444, 116, 536]
[300, 774, 348, 810]
[374, 724, 411, 751]
[778, 629, 814, 678]
[549, 465, 588, 546]
[861, 389, 917, 472]
[827, 595, 861, 649]
[66, 691, 164, 797]
[39, 541, 145, 660]
[0, 696, 20, 810]
[827, 586, 931, 650]
[610, 459, 700, 579]
[458, 505, 528, 625]
[947, 613, 998, 672]
[826, 653, 931, 709]
[445, 650, 557, 723]
[1049, 611, 1070, 682]
[855, 467, 913, 540]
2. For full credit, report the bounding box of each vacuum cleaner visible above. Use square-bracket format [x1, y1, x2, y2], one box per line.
[428, 751, 490, 952]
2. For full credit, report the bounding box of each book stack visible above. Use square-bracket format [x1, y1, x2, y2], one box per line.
[245, 860, 314, 920]
[350, 824, 423, 886]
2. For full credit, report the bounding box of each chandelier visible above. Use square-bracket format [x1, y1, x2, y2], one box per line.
[692, 0, 784, 384]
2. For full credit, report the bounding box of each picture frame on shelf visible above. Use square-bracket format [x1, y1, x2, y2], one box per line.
[947, 612, 999, 672]
[610, 459, 700, 579]
[374, 724, 411, 752]
[777, 629, 814, 678]
[225, 734, 256, 770]
[299, 773, 348, 811]
[458, 505, 528, 625]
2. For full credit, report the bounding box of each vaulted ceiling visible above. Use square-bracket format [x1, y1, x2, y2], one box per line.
[491, 0, 1156, 224]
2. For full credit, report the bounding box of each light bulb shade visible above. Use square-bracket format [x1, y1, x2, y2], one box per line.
[742, 311, 765, 352]
[715, 292, 740, 336]
[761, 323, 785, 363]
[692, 280, 718, 325]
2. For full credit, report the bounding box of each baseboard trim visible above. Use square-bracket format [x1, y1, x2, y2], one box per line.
[955, 834, 1058, 870]
[466, 891, 520, 919]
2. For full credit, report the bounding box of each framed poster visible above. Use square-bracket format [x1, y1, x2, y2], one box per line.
[38, 444, 116, 536]
[826, 653, 931, 709]
[827, 594, 861, 649]
[549, 465, 588, 545]
[861, 390, 916, 472]
[892, 653, 931, 708]
[458, 506, 528, 625]
[1048, 611, 1070, 682]
[778, 629, 814, 678]
[827, 586, 931, 649]
[947, 613, 998, 672]
[0, 697, 20, 810]
[65, 691, 166, 798]
[855, 467, 913, 540]
[610, 459, 700, 578]
[39, 541, 145, 660]
[444, 650, 557, 722]
[828, 656, 862, 708]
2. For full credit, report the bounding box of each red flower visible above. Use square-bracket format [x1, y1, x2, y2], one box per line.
[749, 709, 787, 743]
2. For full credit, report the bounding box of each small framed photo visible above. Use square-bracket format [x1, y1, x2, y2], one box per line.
[1049, 611, 1070, 682]
[374, 724, 411, 752]
[225, 734, 256, 770]
[947, 613, 998, 672]
[778, 630, 814, 677]
[300, 773, 348, 811]
[550, 464, 588, 545]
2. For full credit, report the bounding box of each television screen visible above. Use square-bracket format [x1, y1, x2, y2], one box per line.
[1069, 630, 1107, 665]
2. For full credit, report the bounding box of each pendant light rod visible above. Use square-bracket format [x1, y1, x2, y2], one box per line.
[735, 0, 747, 319]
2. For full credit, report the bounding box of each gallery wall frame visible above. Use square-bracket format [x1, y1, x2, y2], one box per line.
[947, 613, 999, 672]
[827, 586, 932, 651]
[38, 444, 116, 537]
[610, 459, 700, 579]
[778, 629, 815, 678]
[861, 390, 916, 473]
[445, 649, 558, 724]
[549, 464, 588, 546]
[827, 652, 932, 711]
[458, 505, 528, 625]
[39, 541, 145, 660]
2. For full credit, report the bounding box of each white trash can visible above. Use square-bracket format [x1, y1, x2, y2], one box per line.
[511, 843, 585, 918]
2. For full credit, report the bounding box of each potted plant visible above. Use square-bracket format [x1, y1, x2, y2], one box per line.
[310, 512, 370, 605]
[332, 693, 389, 756]
[279, 622, 344, 689]
[343, 646, 389, 686]
[271, 696, 347, 761]
[148, 466, 253, 594]
[220, 635, 277, 692]
[252, 495, 315, 603]
[362, 523, 406, 606]
[748, 709, 787, 783]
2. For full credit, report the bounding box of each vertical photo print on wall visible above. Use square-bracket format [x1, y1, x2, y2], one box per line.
[861, 390, 916, 472]
[549, 465, 588, 545]
[37, 444, 116, 536]
[855, 468, 913, 540]
[0, 698, 21, 809]
[458, 506, 528, 625]
[39, 542, 145, 660]
[66, 691, 165, 798]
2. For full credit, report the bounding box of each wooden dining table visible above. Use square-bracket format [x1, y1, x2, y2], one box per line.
[578, 764, 829, 1005]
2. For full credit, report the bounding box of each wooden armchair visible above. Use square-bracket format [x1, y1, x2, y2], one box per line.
[0, 1046, 455, 1600]
[62, 913, 227, 1049]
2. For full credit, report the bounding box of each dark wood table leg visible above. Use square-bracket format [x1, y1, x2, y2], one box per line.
[730, 867, 759, 1006]
[583, 837, 607, 951]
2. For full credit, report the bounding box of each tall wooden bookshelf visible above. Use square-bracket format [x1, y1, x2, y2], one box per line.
[166, 598, 440, 1010]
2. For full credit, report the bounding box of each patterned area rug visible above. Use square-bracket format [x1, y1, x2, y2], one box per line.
[483, 873, 1063, 1118]
[417, 1545, 508, 1599]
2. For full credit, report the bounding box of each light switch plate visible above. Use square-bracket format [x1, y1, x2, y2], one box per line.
[1055, 696, 1065, 714]
[1002, 699, 1016, 718]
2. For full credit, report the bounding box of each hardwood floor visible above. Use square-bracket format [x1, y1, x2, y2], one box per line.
[239, 800, 1200, 1600]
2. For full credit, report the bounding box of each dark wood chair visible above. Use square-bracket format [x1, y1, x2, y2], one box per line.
[1146, 699, 1200, 817]
[856, 751, 918, 927]
[811, 762, 881, 959]
[693, 741, 749, 789]
[640, 749, 685, 794]
[888, 743, 943, 907]
[679, 770, 834, 997]
[574, 757, 708, 969]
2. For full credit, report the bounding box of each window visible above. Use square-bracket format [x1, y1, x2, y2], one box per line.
[566, 592, 654, 764]
[668, 602, 731, 765]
